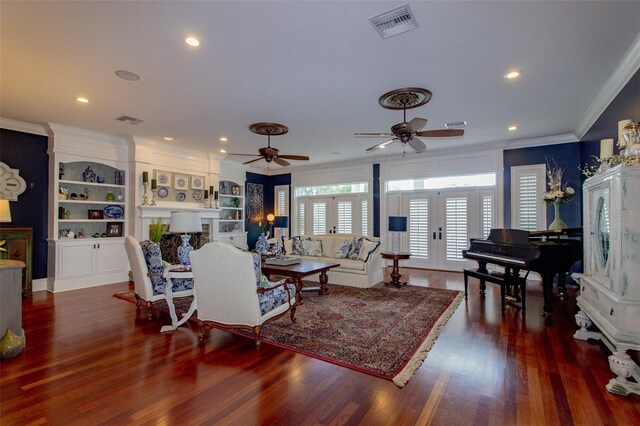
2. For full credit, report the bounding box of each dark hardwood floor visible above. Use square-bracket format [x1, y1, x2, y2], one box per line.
[1, 268, 638, 425]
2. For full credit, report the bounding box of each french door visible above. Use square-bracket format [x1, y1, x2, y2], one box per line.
[399, 190, 483, 271]
[303, 195, 362, 235]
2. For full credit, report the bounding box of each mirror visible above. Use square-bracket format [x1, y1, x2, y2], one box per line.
[595, 196, 610, 269]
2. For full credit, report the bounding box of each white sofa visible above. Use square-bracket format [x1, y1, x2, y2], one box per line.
[282, 234, 383, 288]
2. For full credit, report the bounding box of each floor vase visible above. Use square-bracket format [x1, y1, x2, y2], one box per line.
[549, 201, 567, 230]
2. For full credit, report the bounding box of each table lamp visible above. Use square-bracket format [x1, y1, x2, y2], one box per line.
[388, 216, 407, 254]
[0, 200, 12, 223]
[170, 211, 202, 268]
[273, 216, 289, 239]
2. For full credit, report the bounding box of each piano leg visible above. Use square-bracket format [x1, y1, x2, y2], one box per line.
[541, 270, 555, 316]
[478, 262, 487, 295]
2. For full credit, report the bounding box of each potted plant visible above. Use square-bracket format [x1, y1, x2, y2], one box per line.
[149, 218, 168, 243]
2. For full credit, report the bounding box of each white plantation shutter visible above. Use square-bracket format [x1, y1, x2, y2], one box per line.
[409, 198, 429, 257]
[298, 201, 305, 235]
[445, 197, 468, 260]
[337, 200, 353, 234]
[361, 200, 368, 236]
[312, 202, 326, 235]
[276, 191, 286, 216]
[481, 195, 493, 238]
[511, 165, 546, 231]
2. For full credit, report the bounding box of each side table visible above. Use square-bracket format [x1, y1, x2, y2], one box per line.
[160, 266, 197, 333]
[381, 252, 411, 288]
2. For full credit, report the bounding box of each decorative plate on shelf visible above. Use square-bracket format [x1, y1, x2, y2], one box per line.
[154, 170, 172, 186]
[176, 192, 186, 202]
[192, 190, 203, 200]
[191, 176, 204, 190]
[174, 174, 189, 190]
[104, 205, 124, 219]
[157, 187, 169, 198]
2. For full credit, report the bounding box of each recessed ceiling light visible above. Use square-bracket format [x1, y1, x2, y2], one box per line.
[185, 37, 200, 47]
[220, 149, 227, 154]
[163, 137, 174, 141]
[508, 125, 519, 131]
[380, 145, 386, 149]
[115, 70, 140, 81]
[219, 137, 227, 142]
[76, 97, 89, 103]
[503, 70, 521, 80]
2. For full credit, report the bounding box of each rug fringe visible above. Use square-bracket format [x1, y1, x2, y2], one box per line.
[392, 292, 464, 387]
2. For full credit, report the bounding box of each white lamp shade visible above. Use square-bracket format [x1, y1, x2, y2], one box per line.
[169, 211, 202, 233]
[0, 200, 11, 223]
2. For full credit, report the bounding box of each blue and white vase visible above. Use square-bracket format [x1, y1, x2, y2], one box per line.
[177, 234, 194, 268]
[82, 166, 96, 182]
[255, 232, 269, 253]
[273, 240, 283, 258]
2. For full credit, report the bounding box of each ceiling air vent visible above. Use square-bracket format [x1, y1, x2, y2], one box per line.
[369, 4, 418, 39]
[115, 115, 143, 125]
[445, 121, 467, 129]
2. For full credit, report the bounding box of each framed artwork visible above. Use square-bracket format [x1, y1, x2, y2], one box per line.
[154, 170, 172, 187]
[88, 209, 104, 220]
[174, 174, 189, 190]
[106, 222, 123, 237]
[191, 175, 204, 190]
[75, 228, 85, 238]
[247, 183, 264, 222]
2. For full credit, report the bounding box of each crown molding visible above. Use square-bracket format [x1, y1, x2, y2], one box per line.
[0, 117, 47, 136]
[503, 133, 578, 150]
[575, 32, 640, 139]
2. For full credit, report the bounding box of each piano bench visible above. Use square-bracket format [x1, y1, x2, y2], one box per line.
[463, 269, 526, 315]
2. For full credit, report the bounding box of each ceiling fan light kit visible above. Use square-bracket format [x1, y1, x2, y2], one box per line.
[227, 122, 309, 167]
[356, 87, 465, 154]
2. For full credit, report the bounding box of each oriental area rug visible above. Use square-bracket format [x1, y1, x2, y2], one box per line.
[115, 284, 463, 387]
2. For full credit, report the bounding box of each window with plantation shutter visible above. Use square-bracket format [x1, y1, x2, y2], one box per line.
[409, 198, 429, 257]
[361, 200, 368, 236]
[445, 197, 468, 260]
[274, 185, 289, 217]
[481, 195, 493, 238]
[312, 202, 326, 235]
[511, 165, 546, 231]
[337, 200, 353, 234]
[298, 202, 305, 235]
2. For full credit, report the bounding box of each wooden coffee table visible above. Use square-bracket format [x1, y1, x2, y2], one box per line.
[381, 252, 411, 287]
[261, 259, 339, 303]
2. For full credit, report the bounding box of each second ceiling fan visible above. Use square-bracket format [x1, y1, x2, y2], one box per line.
[227, 122, 309, 167]
[355, 87, 464, 153]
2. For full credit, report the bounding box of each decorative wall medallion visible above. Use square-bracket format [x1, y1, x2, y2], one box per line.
[157, 187, 169, 198]
[174, 174, 189, 190]
[191, 176, 204, 190]
[192, 190, 203, 201]
[0, 161, 27, 201]
[154, 170, 171, 186]
[176, 192, 186, 202]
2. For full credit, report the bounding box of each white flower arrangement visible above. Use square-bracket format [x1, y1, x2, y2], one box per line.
[543, 164, 574, 204]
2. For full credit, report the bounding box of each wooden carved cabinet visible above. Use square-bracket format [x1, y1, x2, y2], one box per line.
[0, 228, 33, 296]
[575, 165, 640, 396]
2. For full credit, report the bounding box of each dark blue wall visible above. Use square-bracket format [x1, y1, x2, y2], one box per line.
[504, 143, 582, 229]
[373, 163, 380, 237]
[245, 171, 291, 249]
[0, 129, 49, 279]
[580, 68, 640, 173]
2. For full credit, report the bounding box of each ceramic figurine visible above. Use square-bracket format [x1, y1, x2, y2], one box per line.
[105, 191, 116, 201]
[116, 192, 124, 202]
[97, 175, 105, 183]
[82, 166, 96, 182]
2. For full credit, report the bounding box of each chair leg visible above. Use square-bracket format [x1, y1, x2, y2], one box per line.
[198, 321, 209, 345]
[146, 301, 153, 320]
[253, 326, 262, 349]
[134, 293, 142, 309]
[290, 305, 297, 323]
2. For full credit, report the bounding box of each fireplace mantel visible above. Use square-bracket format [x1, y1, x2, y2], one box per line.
[137, 206, 221, 242]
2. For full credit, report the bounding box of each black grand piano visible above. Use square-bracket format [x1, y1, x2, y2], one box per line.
[462, 228, 582, 316]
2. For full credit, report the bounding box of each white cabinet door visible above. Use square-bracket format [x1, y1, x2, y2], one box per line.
[59, 241, 95, 278]
[218, 233, 247, 250]
[95, 240, 127, 274]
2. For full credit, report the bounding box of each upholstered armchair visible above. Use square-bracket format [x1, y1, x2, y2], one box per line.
[124, 235, 194, 319]
[190, 242, 297, 349]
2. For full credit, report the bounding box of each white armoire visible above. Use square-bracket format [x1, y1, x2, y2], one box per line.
[575, 164, 640, 396]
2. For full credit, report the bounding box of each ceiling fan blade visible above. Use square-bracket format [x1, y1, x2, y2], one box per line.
[278, 154, 309, 161]
[227, 152, 261, 157]
[408, 138, 427, 153]
[408, 117, 427, 132]
[354, 132, 395, 138]
[243, 157, 264, 165]
[274, 157, 290, 167]
[416, 129, 464, 138]
[366, 138, 397, 152]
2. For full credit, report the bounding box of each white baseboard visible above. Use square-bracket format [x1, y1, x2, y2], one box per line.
[32, 278, 48, 292]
